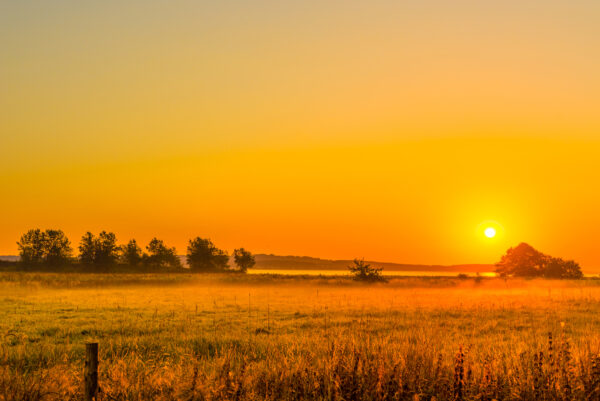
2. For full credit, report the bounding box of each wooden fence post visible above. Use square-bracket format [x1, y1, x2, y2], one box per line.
[84, 343, 98, 401]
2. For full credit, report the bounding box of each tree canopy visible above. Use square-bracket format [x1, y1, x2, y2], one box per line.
[144, 238, 182, 270]
[78, 231, 120, 268]
[186, 237, 229, 272]
[496, 243, 582, 279]
[121, 239, 143, 267]
[233, 248, 255, 273]
[11, 229, 253, 275]
[17, 229, 73, 268]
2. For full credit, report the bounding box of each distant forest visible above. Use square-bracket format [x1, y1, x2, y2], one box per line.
[4, 229, 255, 273]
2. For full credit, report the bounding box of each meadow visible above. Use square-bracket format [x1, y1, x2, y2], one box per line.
[2, 272, 600, 400]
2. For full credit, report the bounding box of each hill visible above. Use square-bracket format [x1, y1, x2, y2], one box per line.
[0, 254, 495, 273]
[253, 254, 494, 273]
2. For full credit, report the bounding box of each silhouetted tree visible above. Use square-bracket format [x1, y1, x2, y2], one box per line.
[186, 237, 228, 272]
[95, 231, 120, 266]
[78, 231, 120, 268]
[17, 229, 46, 267]
[42, 230, 72, 267]
[79, 232, 96, 265]
[121, 239, 143, 267]
[496, 243, 583, 279]
[348, 258, 387, 282]
[233, 248, 255, 273]
[542, 257, 583, 279]
[495, 243, 547, 277]
[144, 238, 182, 270]
[17, 229, 72, 269]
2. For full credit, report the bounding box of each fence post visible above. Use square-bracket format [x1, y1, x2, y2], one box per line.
[84, 343, 98, 401]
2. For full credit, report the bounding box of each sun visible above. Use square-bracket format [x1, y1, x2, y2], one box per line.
[484, 227, 496, 238]
[477, 220, 503, 241]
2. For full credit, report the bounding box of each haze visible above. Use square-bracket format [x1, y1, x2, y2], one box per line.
[1, 0, 599, 267]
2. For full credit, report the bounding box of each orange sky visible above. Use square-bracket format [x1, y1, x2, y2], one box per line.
[1, 1, 599, 267]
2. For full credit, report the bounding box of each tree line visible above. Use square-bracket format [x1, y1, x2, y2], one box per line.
[16, 229, 255, 273]
[12, 230, 584, 280]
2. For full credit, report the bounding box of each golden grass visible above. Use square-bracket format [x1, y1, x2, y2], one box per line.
[2, 273, 600, 400]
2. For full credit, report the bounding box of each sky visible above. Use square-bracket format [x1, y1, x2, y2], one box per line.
[1, 0, 599, 267]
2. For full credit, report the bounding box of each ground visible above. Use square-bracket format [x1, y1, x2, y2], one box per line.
[2, 273, 600, 400]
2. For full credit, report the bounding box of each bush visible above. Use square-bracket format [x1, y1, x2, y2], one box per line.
[348, 258, 387, 283]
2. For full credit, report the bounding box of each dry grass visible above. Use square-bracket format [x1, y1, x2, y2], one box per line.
[2, 273, 600, 400]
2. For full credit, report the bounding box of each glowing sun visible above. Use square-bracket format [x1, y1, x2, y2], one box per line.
[484, 227, 497, 238]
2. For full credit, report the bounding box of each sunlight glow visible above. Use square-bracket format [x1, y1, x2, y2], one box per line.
[484, 227, 497, 238]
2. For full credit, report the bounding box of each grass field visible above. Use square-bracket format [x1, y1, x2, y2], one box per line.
[3, 273, 600, 400]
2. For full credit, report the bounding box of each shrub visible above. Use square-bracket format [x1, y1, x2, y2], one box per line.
[348, 258, 387, 283]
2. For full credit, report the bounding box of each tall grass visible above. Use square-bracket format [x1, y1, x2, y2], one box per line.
[2, 273, 600, 400]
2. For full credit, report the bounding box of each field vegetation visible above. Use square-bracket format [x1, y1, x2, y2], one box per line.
[2, 273, 600, 400]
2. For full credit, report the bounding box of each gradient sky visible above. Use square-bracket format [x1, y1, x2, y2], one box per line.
[1, 0, 599, 268]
